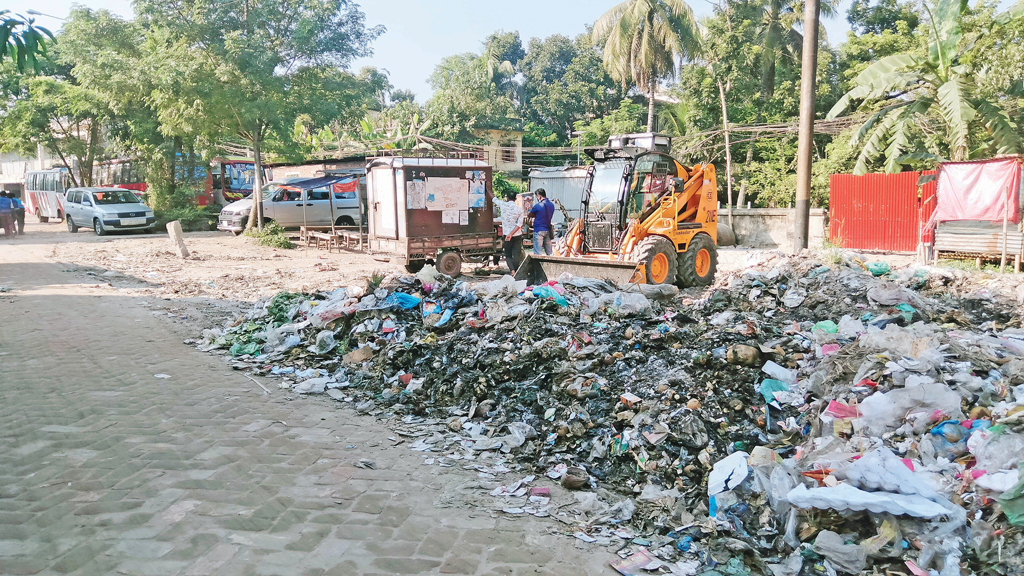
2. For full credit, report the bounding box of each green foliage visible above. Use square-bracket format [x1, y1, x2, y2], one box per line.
[847, 0, 920, 34]
[493, 172, 527, 200]
[519, 32, 626, 141]
[153, 204, 218, 230]
[267, 292, 304, 326]
[573, 100, 645, 148]
[244, 221, 295, 249]
[829, 0, 1023, 173]
[0, 11, 53, 73]
[425, 53, 518, 141]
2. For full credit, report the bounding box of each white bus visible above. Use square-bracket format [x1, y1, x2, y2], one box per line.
[24, 168, 72, 222]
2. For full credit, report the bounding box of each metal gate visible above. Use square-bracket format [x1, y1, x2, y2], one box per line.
[829, 171, 936, 252]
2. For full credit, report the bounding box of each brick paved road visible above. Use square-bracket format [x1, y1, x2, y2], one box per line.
[0, 234, 609, 576]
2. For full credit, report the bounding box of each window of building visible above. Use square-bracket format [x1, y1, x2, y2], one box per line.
[500, 140, 516, 163]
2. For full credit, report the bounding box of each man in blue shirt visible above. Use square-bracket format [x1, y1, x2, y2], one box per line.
[9, 192, 25, 235]
[528, 188, 555, 255]
[0, 192, 13, 238]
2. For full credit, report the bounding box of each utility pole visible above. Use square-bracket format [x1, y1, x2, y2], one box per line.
[793, 0, 820, 252]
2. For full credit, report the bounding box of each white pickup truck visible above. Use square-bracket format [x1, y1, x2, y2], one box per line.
[217, 179, 361, 233]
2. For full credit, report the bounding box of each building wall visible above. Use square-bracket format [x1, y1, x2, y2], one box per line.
[473, 129, 523, 179]
[0, 146, 61, 191]
[728, 208, 827, 250]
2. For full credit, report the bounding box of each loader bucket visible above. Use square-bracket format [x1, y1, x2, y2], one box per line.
[515, 254, 642, 286]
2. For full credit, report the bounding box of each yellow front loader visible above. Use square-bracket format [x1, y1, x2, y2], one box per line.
[516, 133, 718, 287]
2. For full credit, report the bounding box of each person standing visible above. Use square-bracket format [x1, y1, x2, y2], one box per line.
[528, 188, 555, 255]
[494, 193, 525, 273]
[0, 192, 13, 238]
[10, 192, 25, 235]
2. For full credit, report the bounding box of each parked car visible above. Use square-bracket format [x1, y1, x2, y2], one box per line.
[217, 179, 360, 234]
[64, 187, 155, 235]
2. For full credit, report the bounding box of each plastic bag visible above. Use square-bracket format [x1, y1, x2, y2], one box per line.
[997, 463, 1024, 526]
[971, 429, 1024, 472]
[758, 379, 790, 403]
[762, 360, 797, 384]
[708, 451, 749, 495]
[813, 320, 839, 334]
[782, 287, 807, 308]
[594, 291, 651, 316]
[813, 531, 867, 574]
[531, 285, 568, 307]
[856, 383, 964, 436]
[865, 262, 891, 276]
[837, 315, 865, 337]
[627, 283, 679, 301]
[475, 275, 526, 299]
[314, 330, 336, 354]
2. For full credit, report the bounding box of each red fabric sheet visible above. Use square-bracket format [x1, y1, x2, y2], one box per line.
[933, 158, 1021, 223]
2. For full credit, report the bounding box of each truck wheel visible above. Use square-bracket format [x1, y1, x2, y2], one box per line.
[677, 233, 717, 287]
[632, 236, 677, 285]
[405, 260, 425, 273]
[438, 251, 462, 277]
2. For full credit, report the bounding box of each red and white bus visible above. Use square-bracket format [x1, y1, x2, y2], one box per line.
[24, 168, 72, 222]
[94, 157, 270, 206]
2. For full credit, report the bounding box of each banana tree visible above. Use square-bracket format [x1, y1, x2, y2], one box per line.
[828, 0, 1022, 174]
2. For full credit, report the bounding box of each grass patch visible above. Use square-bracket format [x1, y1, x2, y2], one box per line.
[937, 258, 1017, 273]
[244, 221, 295, 249]
[821, 237, 843, 266]
[366, 269, 386, 293]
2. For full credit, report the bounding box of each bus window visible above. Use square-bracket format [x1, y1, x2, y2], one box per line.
[44, 173, 55, 192]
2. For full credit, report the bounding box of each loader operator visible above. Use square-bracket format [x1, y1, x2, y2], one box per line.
[528, 189, 555, 256]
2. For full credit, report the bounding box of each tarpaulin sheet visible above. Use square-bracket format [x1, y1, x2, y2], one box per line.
[933, 158, 1021, 224]
[279, 175, 354, 191]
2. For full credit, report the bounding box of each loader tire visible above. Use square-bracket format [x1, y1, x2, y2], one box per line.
[677, 233, 717, 287]
[632, 236, 677, 285]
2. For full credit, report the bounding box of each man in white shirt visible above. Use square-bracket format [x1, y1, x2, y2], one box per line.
[494, 193, 525, 273]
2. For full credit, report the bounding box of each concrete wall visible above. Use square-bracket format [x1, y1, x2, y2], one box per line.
[725, 208, 827, 250]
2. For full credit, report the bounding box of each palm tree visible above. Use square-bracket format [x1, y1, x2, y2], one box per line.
[755, 0, 837, 99]
[827, 0, 1022, 173]
[593, 0, 701, 132]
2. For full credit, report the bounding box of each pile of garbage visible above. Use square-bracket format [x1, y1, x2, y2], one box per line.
[196, 252, 1024, 576]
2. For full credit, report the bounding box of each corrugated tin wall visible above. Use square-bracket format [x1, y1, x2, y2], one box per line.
[530, 171, 588, 225]
[829, 171, 936, 252]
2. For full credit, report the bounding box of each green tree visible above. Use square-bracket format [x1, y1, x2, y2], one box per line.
[572, 99, 645, 148]
[754, 0, 839, 100]
[135, 0, 383, 228]
[425, 53, 519, 141]
[520, 32, 626, 141]
[828, 0, 1023, 173]
[1, 11, 53, 73]
[0, 75, 110, 187]
[847, 0, 920, 34]
[592, 0, 701, 132]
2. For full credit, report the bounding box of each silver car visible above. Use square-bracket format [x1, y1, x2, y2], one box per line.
[64, 187, 155, 236]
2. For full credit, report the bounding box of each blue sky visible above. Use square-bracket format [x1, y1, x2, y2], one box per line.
[23, 0, 854, 102]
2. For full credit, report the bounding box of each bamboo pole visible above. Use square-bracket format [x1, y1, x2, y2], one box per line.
[1000, 185, 1010, 273]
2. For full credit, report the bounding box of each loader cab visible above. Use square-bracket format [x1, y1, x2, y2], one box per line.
[581, 145, 682, 252]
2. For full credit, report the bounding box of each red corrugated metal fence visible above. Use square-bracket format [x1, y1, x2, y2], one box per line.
[829, 171, 936, 252]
